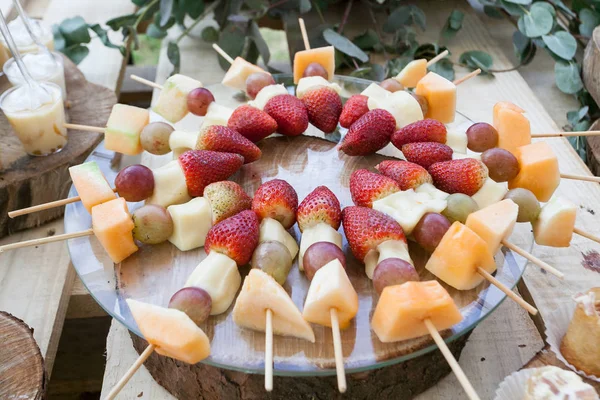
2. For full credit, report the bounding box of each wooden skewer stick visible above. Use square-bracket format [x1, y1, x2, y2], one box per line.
[573, 227, 600, 244]
[0, 228, 94, 253]
[212, 43, 235, 65]
[130, 74, 164, 90]
[64, 123, 106, 133]
[265, 309, 274, 392]
[427, 50, 449, 67]
[330, 308, 346, 393]
[298, 18, 310, 50]
[105, 344, 157, 400]
[453, 69, 481, 86]
[501, 240, 564, 279]
[560, 173, 600, 183]
[476, 267, 538, 315]
[8, 188, 118, 218]
[533, 131, 600, 138]
[424, 319, 481, 400]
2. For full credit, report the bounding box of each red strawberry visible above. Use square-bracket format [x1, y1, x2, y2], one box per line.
[339, 109, 396, 156]
[401, 142, 453, 169]
[178, 150, 244, 197]
[375, 160, 433, 190]
[264, 94, 309, 137]
[342, 206, 406, 262]
[227, 105, 277, 143]
[205, 210, 259, 265]
[297, 186, 342, 232]
[349, 169, 400, 208]
[391, 119, 447, 148]
[301, 86, 342, 134]
[204, 181, 252, 225]
[195, 125, 261, 164]
[339, 95, 369, 128]
[428, 159, 488, 196]
[252, 179, 298, 229]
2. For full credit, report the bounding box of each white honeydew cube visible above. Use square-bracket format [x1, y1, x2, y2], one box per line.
[259, 218, 299, 259]
[361, 82, 390, 101]
[232, 269, 315, 342]
[201, 103, 233, 128]
[153, 74, 202, 123]
[368, 90, 423, 129]
[364, 240, 413, 279]
[222, 57, 266, 91]
[169, 130, 199, 158]
[471, 178, 508, 209]
[445, 130, 468, 154]
[185, 252, 241, 315]
[146, 160, 191, 208]
[373, 189, 447, 235]
[295, 76, 342, 98]
[298, 222, 342, 271]
[303, 259, 359, 329]
[167, 197, 213, 251]
[532, 197, 577, 247]
[248, 84, 288, 110]
[415, 182, 449, 201]
[452, 152, 481, 161]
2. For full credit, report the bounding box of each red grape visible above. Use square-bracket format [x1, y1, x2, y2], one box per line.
[411, 93, 429, 116]
[169, 287, 212, 325]
[245, 72, 276, 100]
[132, 205, 174, 244]
[380, 78, 404, 92]
[302, 62, 328, 79]
[481, 148, 520, 182]
[140, 122, 174, 155]
[251, 241, 292, 285]
[466, 122, 499, 152]
[413, 212, 452, 252]
[115, 164, 154, 202]
[187, 87, 215, 116]
[373, 258, 419, 295]
[303, 241, 346, 281]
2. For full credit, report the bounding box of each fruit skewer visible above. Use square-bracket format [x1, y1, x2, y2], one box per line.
[385, 49, 449, 90]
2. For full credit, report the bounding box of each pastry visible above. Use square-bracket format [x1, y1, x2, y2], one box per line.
[523, 366, 598, 399]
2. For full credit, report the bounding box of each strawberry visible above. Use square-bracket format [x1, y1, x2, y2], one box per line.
[178, 150, 244, 197]
[204, 181, 252, 225]
[349, 169, 400, 208]
[297, 186, 342, 232]
[339, 95, 369, 128]
[339, 109, 396, 156]
[252, 179, 298, 229]
[391, 119, 447, 148]
[195, 125, 261, 164]
[375, 160, 432, 190]
[205, 210, 259, 266]
[428, 159, 488, 196]
[301, 86, 342, 134]
[227, 105, 277, 143]
[264, 94, 309, 137]
[342, 206, 406, 262]
[401, 142, 453, 169]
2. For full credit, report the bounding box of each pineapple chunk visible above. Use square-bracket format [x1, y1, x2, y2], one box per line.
[415, 183, 449, 201]
[146, 160, 191, 208]
[167, 197, 213, 251]
[153, 74, 202, 123]
[367, 90, 423, 129]
[296, 76, 341, 99]
[259, 218, 299, 259]
[232, 269, 315, 342]
[532, 197, 577, 247]
[445, 130, 468, 154]
[364, 240, 413, 279]
[471, 178, 508, 210]
[248, 84, 288, 110]
[201, 103, 233, 128]
[452, 152, 481, 161]
[465, 199, 518, 254]
[298, 222, 342, 270]
[169, 130, 199, 157]
[361, 83, 390, 101]
[222, 57, 267, 91]
[393, 59, 427, 88]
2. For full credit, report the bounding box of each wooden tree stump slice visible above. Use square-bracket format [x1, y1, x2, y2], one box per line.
[583, 26, 600, 107]
[0, 55, 117, 238]
[0, 311, 46, 400]
[585, 119, 600, 176]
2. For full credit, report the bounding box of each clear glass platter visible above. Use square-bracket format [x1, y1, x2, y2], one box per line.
[64, 74, 531, 376]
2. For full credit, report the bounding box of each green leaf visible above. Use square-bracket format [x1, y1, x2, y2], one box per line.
[183, 0, 204, 18]
[567, 106, 589, 125]
[554, 60, 583, 94]
[579, 8, 600, 37]
[62, 44, 89, 64]
[216, 22, 246, 70]
[504, 0, 531, 4]
[441, 9, 464, 40]
[513, 30, 536, 64]
[88, 23, 125, 55]
[350, 63, 385, 81]
[542, 31, 577, 60]
[322, 28, 369, 62]
[429, 58, 455, 81]
[249, 22, 270, 65]
[106, 14, 137, 31]
[459, 50, 494, 73]
[132, 0, 151, 5]
[59, 16, 91, 45]
[519, 6, 554, 37]
[353, 29, 379, 51]
[201, 26, 219, 43]
[159, 0, 174, 27]
[531, 1, 556, 17]
[146, 22, 168, 39]
[549, 0, 576, 17]
[167, 41, 180, 74]
[501, 0, 527, 16]
[52, 24, 66, 51]
[299, 0, 311, 14]
[174, 0, 186, 25]
[484, 5, 505, 19]
[383, 5, 426, 33]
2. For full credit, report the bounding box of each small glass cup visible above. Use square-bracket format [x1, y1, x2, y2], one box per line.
[4, 51, 66, 98]
[0, 17, 54, 68]
[0, 82, 67, 156]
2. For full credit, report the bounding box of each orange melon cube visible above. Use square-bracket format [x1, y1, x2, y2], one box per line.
[425, 222, 496, 290]
[508, 142, 560, 202]
[69, 161, 116, 213]
[394, 59, 427, 88]
[293, 46, 335, 84]
[127, 299, 210, 364]
[465, 199, 519, 254]
[532, 197, 577, 247]
[104, 104, 149, 155]
[371, 281, 463, 342]
[91, 198, 138, 263]
[493, 102, 531, 156]
[415, 72, 456, 123]
[222, 57, 267, 91]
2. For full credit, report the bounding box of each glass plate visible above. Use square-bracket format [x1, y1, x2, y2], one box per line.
[65, 74, 532, 376]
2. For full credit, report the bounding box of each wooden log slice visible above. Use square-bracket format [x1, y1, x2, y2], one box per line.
[583, 26, 600, 107]
[0, 311, 46, 400]
[129, 331, 471, 400]
[585, 119, 600, 176]
[0, 55, 117, 238]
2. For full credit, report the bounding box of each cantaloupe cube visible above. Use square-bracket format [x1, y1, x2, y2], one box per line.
[394, 59, 427, 88]
[127, 299, 210, 364]
[466, 199, 518, 254]
[493, 102, 531, 156]
[425, 222, 496, 290]
[69, 161, 116, 213]
[508, 142, 560, 202]
[153, 74, 203, 123]
[104, 104, 149, 155]
[371, 281, 463, 342]
[415, 72, 456, 123]
[91, 198, 138, 263]
[303, 259, 358, 329]
[222, 57, 267, 91]
[293, 46, 335, 84]
[146, 160, 191, 208]
[233, 269, 315, 342]
[167, 197, 213, 251]
[532, 197, 577, 247]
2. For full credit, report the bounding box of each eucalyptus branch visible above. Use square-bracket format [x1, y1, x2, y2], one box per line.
[176, 0, 222, 43]
[338, 0, 353, 34]
[134, 0, 159, 29]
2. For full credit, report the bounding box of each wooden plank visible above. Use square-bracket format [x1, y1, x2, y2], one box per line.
[66, 277, 106, 319]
